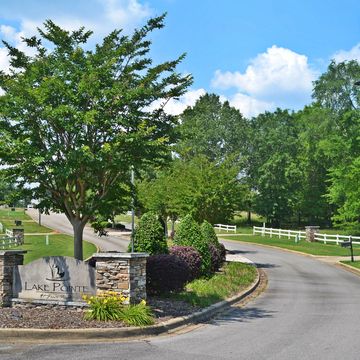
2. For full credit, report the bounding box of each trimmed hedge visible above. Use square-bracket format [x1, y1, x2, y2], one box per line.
[170, 245, 202, 281]
[201, 220, 219, 246]
[174, 214, 211, 276]
[146, 254, 190, 295]
[130, 212, 168, 255]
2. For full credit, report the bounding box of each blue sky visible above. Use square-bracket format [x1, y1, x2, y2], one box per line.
[0, 0, 359, 117]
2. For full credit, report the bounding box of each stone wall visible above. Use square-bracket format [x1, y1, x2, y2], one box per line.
[92, 252, 148, 304]
[0, 250, 26, 306]
[305, 226, 320, 242]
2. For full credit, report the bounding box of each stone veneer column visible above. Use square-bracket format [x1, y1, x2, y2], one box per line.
[92, 252, 148, 304]
[0, 250, 27, 307]
[12, 229, 24, 244]
[305, 226, 320, 242]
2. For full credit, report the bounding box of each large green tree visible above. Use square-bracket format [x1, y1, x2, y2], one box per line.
[0, 17, 192, 259]
[177, 93, 249, 162]
[138, 156, 247, 225]
[313, 60, 360, 231]
[247, 109, 302, 227]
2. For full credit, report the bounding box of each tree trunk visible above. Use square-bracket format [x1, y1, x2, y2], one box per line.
[164, 218, 168, 239]
[72, 219, 86, 261]
[247, 211, 251, 225]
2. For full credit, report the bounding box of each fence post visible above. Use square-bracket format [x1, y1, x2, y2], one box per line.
[336, 234, 339, 245]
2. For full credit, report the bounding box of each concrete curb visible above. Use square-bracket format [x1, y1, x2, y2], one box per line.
[336, 261, 360, 276]
[0, 265, 261, 342]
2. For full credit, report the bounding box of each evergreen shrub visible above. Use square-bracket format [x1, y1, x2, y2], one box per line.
[174, 214, 211, 276]
[129, 212, 168, 255]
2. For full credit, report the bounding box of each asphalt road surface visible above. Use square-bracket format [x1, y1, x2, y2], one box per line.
[26, 209, 129, 252]
[2, 238, 360, 360]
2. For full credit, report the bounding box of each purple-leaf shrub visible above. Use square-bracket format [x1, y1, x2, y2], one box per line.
[170, 245, 202, 281]
[146, 254, 190, 295]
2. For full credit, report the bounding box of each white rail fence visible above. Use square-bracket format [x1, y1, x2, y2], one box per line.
[0, 236, 22, 249]
[0, 224, 23, 249]
[314, 233, 360, 245]
[214, 224, 237, 233]
[5, 229, 13, 238]
[253, 226, 306, 240]
[253, 226, 360, 246]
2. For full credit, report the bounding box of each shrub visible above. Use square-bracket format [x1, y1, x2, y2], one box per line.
[201, 220, 219, 246]
[170, 245, 202, 281]
[208, 243, 226, 273]
[146, 254, 190, 295]
[174, 214, 212, 276]
[129, 212, 168, 255]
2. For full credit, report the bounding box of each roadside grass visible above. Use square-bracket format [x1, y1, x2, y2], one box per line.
[1, 208, 97, 263]
[340, 261, 360, 270]
[0, 208, 29, 221]
[18, 234, 97, 264]
[221, 234, 360, 257]
[0, 208, 52, 233]
[171, 262, 257, 308]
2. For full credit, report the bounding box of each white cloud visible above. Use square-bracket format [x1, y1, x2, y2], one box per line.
[228, 93, 274, 118]
[212, 45, 317, 116]
[101, 0, 150, 26]
[0, 0, 153, 74]
[0, 47, 9, 72]
[332, 43, 360, 63]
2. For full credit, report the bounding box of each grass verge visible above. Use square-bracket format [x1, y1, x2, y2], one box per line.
[172, 262, 257, 308]
[0, 208, 97, 263]
[18, 234, 97, 264]
[222, 234, 360, 256]
[0, 208, 52, 233]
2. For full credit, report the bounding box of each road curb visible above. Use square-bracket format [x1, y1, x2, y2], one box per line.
[0, 265, 261, 343]
[336, 261, 360, 276]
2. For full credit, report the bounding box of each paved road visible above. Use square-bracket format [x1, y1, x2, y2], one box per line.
[26, 209, 130, 252]
[2, 239, 360, 359]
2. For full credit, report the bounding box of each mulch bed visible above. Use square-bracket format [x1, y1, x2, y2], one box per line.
[0, 297, 202, 329]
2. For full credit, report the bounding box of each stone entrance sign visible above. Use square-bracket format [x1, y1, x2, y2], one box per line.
[13, 256, 96, 303]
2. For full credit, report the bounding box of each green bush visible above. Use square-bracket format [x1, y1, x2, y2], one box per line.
[174, 214, 211, 276]
[201, 220, 219, 246]
[129, 212, 168, 255]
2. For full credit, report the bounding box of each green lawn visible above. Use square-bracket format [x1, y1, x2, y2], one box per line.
[18, 234, 97, 264]
[0, 208, 53, 233]
[0, 208, 97, 263]
[0, 208, 30, 221]
[222, 234, 360, 256]
[171, 262, 257, 307]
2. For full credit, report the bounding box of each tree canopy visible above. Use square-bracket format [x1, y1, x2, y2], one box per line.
[0, 16, 192, 259]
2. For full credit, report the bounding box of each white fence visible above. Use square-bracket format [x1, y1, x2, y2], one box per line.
[0, 235, 22, 249]
[253, 226, 306, 240]
[253, 226, 360, 246]
[5, 229, 13, 238]
[214, 224, 237, 233]
[314, 233, 360, 245]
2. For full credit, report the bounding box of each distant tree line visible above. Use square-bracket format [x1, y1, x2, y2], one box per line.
[137, 60, 360, 232]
